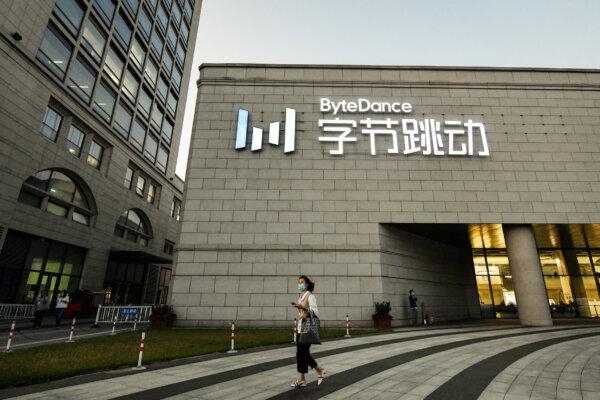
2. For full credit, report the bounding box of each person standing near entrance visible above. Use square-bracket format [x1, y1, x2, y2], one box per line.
[32, 291, 48, 328]
[55, 290, 70, 328]
[290, 275, 326, 388]
[408, 289, 418, 325]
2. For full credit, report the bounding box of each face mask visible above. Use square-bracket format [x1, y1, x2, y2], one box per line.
[298, 283, 306, 292]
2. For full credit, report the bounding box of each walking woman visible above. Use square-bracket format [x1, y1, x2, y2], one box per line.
[290, 275, 326, 388]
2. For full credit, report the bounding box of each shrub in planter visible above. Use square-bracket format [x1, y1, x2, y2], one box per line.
[372, 301, 393, 329]
[150, 305, 176, 328]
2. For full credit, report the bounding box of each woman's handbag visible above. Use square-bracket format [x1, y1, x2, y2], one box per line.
[299, 311, 321, 344]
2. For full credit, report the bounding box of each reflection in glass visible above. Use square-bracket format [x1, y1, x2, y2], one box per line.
[68, 56, 96, 103]
[37, 26, 73, 80]
[81, 18, 107, 63]
[53, 0, 84, 36]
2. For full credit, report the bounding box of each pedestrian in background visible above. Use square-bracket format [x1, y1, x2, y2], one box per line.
[408, 289, 418, 326]
[290, 275, 326, 388]
[33, 291, 48, 328]
[55, 290, 70, 328]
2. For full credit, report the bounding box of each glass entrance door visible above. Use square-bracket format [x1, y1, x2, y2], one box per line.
[39, 273, 60, 306]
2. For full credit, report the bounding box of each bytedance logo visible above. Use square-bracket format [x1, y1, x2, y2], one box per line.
[234, 108, 296, 153]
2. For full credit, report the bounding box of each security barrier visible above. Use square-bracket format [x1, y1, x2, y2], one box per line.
[0, 304, 34, 320]
[93, 305, 152, 327]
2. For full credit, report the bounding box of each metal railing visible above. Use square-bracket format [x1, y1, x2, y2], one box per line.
[94, 305, 153, 326]
[0, 304, 35, 319]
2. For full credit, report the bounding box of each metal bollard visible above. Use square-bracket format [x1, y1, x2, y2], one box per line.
[110, 316, 117, 335]
[4, 320, 15, 352]
[292, 318, 297, 344]
[227, 322, 238, 354]
[344, 314, 351, 338]
[66, 316, 76, 343]
[132, 331, 146, 370]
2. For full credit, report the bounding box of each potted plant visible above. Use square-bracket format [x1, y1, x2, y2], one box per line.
[372, 301, 393, 329]
[150, 305, 176, 328]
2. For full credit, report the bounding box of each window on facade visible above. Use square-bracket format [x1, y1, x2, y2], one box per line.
[39, 106, 63, 142]
[135, 175, 146, 196]
[138, 7, 152, 40]
[123, 0, 139, 17]
[114, 13, 132, 50]
[162, 51, 174, 75]
[144, 134, 158, 163]
[113, 102, 133, 138]
[53, 0, 84, 37]
[166, 91, 177, 116]
[184, 0, 192, 21]
[172, 3, 182, 25]
[138, 87, 152, 118]
[171, 66, 182, 90]
[181, 21, 189, 44]
[156, 146, 168, 173]
[81, 17, 106, 64]
[37, 25, 73, 80]
[67, 56, 96, 103]
[122, 69, 140, 102]
[166, 24, 177, 50]
[124, 167, 134, 188]
[170, 197, 181, 221]
[93, 0, 115, 26]
[175, 41, 185, 66]
[66, 126, 85, 157]
[18, 169, 94, 226]
[144, 59, 158, 87]
[150, 29, 164, 58]
[130, 119, 146, 151]
[87, 140, 104, 169]
[164, 0, 173, 8]
[147, 183, 156, 204]
[163, 240, 174, 255]
[146, 0, 158, 11]
[104, 46, 124, 85]
[156, 5, 168, 31]
[114, 209, 151, 246]
[161, 118, 173, 144]
[150, 104, 164, 132]
[93, 81, 116, 122]
[157, 75, 168, 102]
[129, 37, 146, 70]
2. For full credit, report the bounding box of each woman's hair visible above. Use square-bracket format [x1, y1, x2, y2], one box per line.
[299, 275, 315, 292]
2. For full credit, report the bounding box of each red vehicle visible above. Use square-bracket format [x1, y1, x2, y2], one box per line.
[64, 290, 105, 318]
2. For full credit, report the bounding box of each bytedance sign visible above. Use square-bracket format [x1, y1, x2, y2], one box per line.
[235, 98, 490, 157]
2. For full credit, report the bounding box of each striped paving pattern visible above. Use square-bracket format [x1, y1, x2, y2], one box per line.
[1, 324, 599, 400]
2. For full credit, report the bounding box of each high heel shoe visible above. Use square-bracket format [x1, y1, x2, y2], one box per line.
[290, 380, 307, 388]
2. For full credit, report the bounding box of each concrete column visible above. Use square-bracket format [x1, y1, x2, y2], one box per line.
[503, 224, 553, 326]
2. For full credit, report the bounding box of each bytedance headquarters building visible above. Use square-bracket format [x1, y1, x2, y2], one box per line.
[171, 64, 600, 328]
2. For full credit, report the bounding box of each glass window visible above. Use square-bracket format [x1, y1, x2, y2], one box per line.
[172, 3, 182, 25]
[166, 91, 177, 116]
[73, 188, 88, 208]
[144, 59, 158, 87]
[157, 75, 168, 101]
[25, 170, 51, 191]
[114, 13, 132, 50]
[93, 0, 115, 26]
[67, 56, 96, 103]
[163, 51, 173, 75]
[180, 21, 189, 44]
[87, 140, 104, 169]
[72, 211, 89, 225]
[157, 5, 168, 31]
[122, 69, 140, 102]
[40, 107, 63, 142]
[170, 198, 181, 220]
[66, 126, 85, 157]
[123, 0, 139, 17]
[53, 0, 84, 37]
[175, 41, 185, 66]
[147, 184, 156, 204]
[150, 104, 163, 132]
[129, 37, 146, 70]
[171, 66, 182, 90]
[81, 18, 106, 64]
[37, 25, 73, 80]
[146, 0, 158, 11]
[136, 175, 146, 196]
[164, 0, 173, 8]
[103, 46, 124, 85]
[166, 24, 177, 50]
[144, 134, 158, 162]
[124, 167, 134, 188]
[184, 0, 193, 20]
[150, 29, 164, 58]
[47, 201, 68, 217]
[48, 171, 76, 202]
[157, 146, 168, 173]
[138, 7, 152, 40]
[113, 102, 132, 138]
[93, 81, 116, 122]
[162, 117, 173, 144]
[138, 87, 152, 118]
[131, 119, 146, 151]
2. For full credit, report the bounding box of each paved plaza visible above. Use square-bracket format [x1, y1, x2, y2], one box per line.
[1, 324, 599, 400]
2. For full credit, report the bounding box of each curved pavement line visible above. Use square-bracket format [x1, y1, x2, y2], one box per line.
[265, 327, 600, 400]
[424, 331, 600, 400]
[112, 326, 580, 400]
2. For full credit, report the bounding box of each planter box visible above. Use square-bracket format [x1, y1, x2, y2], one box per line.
[372, 314, 392, 329]
[150, 313, 176, 328]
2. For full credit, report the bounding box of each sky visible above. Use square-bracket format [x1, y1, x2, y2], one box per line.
[175, 0, 600, 179]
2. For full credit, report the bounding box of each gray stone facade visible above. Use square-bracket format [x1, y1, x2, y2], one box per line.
[171, 64, 600, 327]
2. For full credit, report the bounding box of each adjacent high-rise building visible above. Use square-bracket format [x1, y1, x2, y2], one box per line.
[0, 0, 202, 307]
